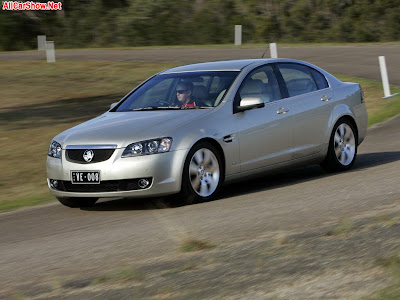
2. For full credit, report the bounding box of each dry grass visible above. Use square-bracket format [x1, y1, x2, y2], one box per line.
[180, 238, 214, 252]
[326, 219, 353, 236]
[0, 60, 177, 211]
[91, 267, 145, 285]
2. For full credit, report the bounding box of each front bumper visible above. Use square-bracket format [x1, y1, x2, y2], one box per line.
[46, 148, 187, 198]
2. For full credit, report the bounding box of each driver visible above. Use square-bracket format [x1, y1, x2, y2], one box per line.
[176, 81, 196, 108]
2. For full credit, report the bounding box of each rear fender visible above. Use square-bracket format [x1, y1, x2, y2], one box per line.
[325, 104, 355, 144]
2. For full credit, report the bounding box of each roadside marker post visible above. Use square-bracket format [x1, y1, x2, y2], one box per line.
[46, 41, 56, 63]
[235, 25, 242, 46]
[379, 56, 398, 99]
[37, 35, 46, 51]
[270, 43, 278, 58]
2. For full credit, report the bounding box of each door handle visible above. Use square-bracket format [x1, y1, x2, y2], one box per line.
[223, 134, 235, 143]
[321, 95, 332, 102]
[277, 107, 289, 115]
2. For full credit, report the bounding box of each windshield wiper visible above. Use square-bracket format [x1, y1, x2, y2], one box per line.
[182, 106, 213, 109]
[132, 106, 181, 111]
[131, 106, 212, 111]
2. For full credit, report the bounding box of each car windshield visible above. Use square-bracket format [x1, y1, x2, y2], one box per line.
[114, 71, 239, 112]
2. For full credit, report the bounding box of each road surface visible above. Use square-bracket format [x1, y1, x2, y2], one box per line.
[0, 113, 399, 297]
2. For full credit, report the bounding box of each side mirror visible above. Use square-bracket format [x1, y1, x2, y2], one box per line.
[237, 97, 265, 112]
[110, 102, 119, 109]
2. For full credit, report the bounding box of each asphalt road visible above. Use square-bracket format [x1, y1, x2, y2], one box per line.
[1, 44, 400, 85]
[1, 113, 399, 296]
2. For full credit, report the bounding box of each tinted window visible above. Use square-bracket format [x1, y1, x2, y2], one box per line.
[115, 71, 239, 111]
[239, 65, 281, 103]
[309, 68, 329, 89]
[278, 64, 317, 97]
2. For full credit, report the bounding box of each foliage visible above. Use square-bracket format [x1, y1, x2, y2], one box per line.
[1, 0, 400, 50]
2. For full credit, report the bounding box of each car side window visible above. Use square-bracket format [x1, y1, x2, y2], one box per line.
[278, 63, 317, 97]
[239, 65, 281, 103]
[309, 67, 329, 89]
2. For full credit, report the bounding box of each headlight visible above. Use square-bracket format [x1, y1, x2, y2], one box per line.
[122, 137, 172, 157]
[48, 140, 62, 159]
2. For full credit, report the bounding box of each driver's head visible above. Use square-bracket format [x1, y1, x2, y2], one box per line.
[176, 81, 193, 104]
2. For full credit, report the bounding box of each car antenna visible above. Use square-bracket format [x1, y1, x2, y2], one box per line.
[261, 44, 269, 58]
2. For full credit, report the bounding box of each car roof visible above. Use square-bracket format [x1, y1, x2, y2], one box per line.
[160, 58, 316, 74]
[160, 59, 270, 74]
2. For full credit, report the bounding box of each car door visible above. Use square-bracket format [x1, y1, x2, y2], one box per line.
[276, 63, 333, 159]
[234, 65, 293, 172]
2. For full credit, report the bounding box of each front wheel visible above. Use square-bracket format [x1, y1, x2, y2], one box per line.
[178, 142, 224, 205]
[57, 197, 98, 208]
[321, 118, 358, 173]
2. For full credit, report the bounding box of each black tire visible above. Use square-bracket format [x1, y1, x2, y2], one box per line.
[321, 118, 358, 173]
[57, 197, 98, 208]
[177, 142, 224, 206]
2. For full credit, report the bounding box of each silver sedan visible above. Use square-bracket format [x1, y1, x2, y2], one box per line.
[47, 59, 368, 207]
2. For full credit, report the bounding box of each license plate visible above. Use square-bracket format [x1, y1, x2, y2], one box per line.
[71, 171, 100, 184]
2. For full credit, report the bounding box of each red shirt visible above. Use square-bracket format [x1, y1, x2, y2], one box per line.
[181, 101, 196, 108]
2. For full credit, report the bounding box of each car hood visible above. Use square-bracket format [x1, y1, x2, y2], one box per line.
[55, 110, 212, 148]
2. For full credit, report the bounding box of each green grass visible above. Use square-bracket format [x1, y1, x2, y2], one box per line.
[163, 262, 199, 275]
[91, 267, 145, 285]
[326, 219, 353, 236]
[336, 75, 400, 126]
[0, 194, 53, 213]
[180, 239, 214, 252]
[376, 214, 400, 228]
[360, 256, 400, 300]
[0, 59, 399, 213]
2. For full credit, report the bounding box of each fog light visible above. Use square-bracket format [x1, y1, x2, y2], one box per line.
[50, 179, 59, 189]
[138, 179, 150, 189]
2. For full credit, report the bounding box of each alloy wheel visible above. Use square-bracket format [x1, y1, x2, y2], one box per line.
[189, 148, 220, 197]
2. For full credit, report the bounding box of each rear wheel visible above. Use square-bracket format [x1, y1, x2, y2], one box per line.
[57, 197, 98, 208]
[321, 118, 357, 173]
[178, 142, 224, 205]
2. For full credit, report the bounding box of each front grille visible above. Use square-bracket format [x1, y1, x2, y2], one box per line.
[56, 178, 152, 193]
[67, 149, 115, 163]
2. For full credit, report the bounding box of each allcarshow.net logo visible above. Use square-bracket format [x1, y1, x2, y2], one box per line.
[2, 1, 62, 10]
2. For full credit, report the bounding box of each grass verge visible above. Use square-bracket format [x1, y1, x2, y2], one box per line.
[361, 255, 400, 300]
[0, 194, 53, 214]
[91, 267, 145, 285]
[326, 219, 353, 236]
[0, 59, 399, 213]
[180, 239, 214, 252]
[336, 75, 400, 126]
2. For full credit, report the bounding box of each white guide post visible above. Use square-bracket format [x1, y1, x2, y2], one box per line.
[270, 43, 278, 58]
[379, 56, 398, 99]
[235, 25, 242, 46]
[46, 41, 56, 63]
[37, 35, 46, 51]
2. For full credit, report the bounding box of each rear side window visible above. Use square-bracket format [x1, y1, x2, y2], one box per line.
[278, 63, 317, 97]
[309, 68, 329, 89]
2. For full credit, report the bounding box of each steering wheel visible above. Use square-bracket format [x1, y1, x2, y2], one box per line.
[155, 99, 171, 107]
